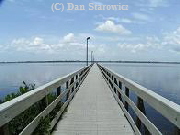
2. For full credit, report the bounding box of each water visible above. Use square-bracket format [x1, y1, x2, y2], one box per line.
[0, 62, 180, 134]
[102, 63, 180, 105]
[0, 63, 85, 99]
[102, 63, 180, 134]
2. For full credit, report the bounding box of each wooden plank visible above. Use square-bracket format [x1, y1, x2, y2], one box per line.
[49, 71, 89, 131]
[19, 90, 69, 135]
[0, 123, 10, 135]
[20, 74, 86, 135]
[124, 110, 141, 135]
[50, 118, 57, 130]
[123, 94, 162, 135]
[99, 64, 180, 129]
[52, 64, 134, 135]
[125, 87, 129, 111]
[57, 86, 61, 96]
[136, 97, 150, 135]
[0, 67, 88, 127]
[103, 71, 162, 135]
[105, 79, 141, 135]
[99, 65, 163, 135]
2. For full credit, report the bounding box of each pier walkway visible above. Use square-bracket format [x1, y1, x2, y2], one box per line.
[52, 64, 134, 135]
[0, 63, 180, 135]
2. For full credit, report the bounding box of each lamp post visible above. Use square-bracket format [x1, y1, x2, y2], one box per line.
[87, 37, 90, 66]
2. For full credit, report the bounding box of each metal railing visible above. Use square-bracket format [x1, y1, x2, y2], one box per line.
[0, 65, 92, 135]
[98, 64, 180, 135]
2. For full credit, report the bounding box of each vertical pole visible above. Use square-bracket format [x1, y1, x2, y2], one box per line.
[174, 126, 180, 135]
[86, 37, 90, 66]
[39, 95, 49, 134]
[56, 86, 61, 127]
[136, 97, 143, 129]
[57, 86, 61, 96]
[125, 87, 129, 111]
[71, 77, 74, 92]
[0, 124, 11, 135]
[87, 39, 88, 66]
[66, 81, 69, 101]
[136, 97, 150, 135]
[113, 77, 116, 93]
[75, 75, 78, 89]
[39, 95, 48, 111]
[118, 81, 122, 101]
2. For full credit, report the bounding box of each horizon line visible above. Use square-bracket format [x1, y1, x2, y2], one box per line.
[0, 60, 180, 64]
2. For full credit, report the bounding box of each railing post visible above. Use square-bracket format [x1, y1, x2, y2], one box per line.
[109, 73, 111, 84]
[0, 123, 11, 135]
[66, 81, 69, 101]
[39, 95, 48, 111]
[70, 77, 75, 100]
[78, 73, 81, 88]
[39, 94, 50, 134]
[57, 86, 61, 96]
[136, 97, 150, 135]
[174, 126, 180, 135]
[75, 75, 78, 89]
[72, 77, 74, 92]
[118, 81, 122, 101]
[124, 87, 129, 111]
[113, 78, 117, 94]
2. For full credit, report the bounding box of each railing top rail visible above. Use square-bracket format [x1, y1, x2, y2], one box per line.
[0, 66, 89, 127]
[98, 64, 180, 129]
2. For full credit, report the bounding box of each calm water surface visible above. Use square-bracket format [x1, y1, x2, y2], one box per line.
[102, 63, 180, 134]
[102, 63, 180, 104]
[0, 62, 180, 134]
[0, 63, 85, 99]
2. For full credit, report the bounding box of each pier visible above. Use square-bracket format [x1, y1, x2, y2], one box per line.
[52, 64, 133, 135]
[0, 63, 180, 135]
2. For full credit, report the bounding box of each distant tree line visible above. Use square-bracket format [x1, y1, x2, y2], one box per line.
[0, 60, 180, 64]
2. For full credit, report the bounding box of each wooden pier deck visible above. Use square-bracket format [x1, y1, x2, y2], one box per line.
[52, 64, 134, 135]
[1, 63, 180, 135]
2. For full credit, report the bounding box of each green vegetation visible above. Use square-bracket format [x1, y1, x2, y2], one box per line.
[3, 81, 35, 102]
[33, 117, 50, 135]
[1, 81, 63, 135]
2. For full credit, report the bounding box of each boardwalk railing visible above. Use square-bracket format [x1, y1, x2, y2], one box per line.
[0, 65, 91, 135]
[98, 64, 180, 135]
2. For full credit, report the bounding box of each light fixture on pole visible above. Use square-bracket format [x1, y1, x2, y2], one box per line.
[86, 37, 90, 66]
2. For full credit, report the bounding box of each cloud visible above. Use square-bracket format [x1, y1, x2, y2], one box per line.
[12, 37, 45, 46]
[118, 43, 148, 53]
[132, 12, 151, 22]
[117, 36, 162, 53]
[91, 1, 103, 5]
[107, 17, 132, 23]
[10, 33, 96, 54]
[148, 0, 168, 7]
[136, 0, 169, 8]
[12, 38, 30, 45]
[116, 26, 180, 54]
[95, 14, 132, 24]
[11, 37, 54, 53]
[162, 27, 180, 53]
[63, 33, 75, 43]
[59, 33, 94, 47]
[6, 25, 180, 60]
[33, 37, 44, 45]
[95, 20, 131, 34]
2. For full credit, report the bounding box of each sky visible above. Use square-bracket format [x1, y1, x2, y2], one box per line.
[0, 0, 180, 61]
